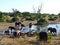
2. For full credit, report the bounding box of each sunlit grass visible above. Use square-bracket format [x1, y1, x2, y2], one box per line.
[0, 35, 59, 45]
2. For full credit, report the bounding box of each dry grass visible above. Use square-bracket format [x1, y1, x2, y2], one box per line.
[0, 35, 59, 45]
[0, 22, 15, 31]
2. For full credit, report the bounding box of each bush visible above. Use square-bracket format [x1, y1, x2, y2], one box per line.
[0, 18, 5, 22]
[37, 18, 48, 26]
[48, 16, 58, 21]
[48, 32, 52, 41]
[36, 26, 40, 41]
[25, 17, 34, 21]
[11, 17, 19, 22]
[6, 19, 11, 22]
[54, 16, 58, 20]
[48, 18, 54, 21]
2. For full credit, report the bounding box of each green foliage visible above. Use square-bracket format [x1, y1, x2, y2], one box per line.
[48, 14, 58, 21]
[37, 18, 48, 26]
[6, 19, 11, 22]
[0, 9, 59, 23]
[48, 18, 55, 21]
[48, 16, 58, 21]
[22, 12, 31, 18]
[18, 13, 23, 17]
[46, 29, 52, 41]
[54, 16, 58, 20]
[42, 14, 47, 17]
[48, 32, 52, 40]
[25, 17, 34, 21]
[0, 12, 3, 18]
[11, 17, 19, 22]
[35, 26, 40, 41]
[0, 18, 4, 22]
[36, 26, 40, 32]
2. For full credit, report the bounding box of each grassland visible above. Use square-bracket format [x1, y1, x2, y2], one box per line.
[0, 35, 60, 45]
[0, 20, 60, 45]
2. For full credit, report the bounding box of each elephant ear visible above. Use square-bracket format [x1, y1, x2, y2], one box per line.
[48, 27, 52, 32]
[52, 28, 57, 32]
[48, 27, 52, 30]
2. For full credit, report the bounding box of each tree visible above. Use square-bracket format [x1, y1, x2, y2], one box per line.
[12, 9, 21, 22]
[33, 4, 42, 24]
[11, 17, 19, 22]
[37, 18, 48, 26]
[12, 9, 21, 17]
[0, 11, 3, 18]
[58, 13, 60, 18]
[22, 12, 31, 19]
[48, 14, 58, 21]
[0, 11, 5, 22]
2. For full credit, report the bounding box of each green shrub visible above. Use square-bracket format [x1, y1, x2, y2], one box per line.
[48, 16, 58, 21]
[48, 18, 55, 21]
[35, 26, 40, 41]
[6, 19, 11, 22]
[37, 18, 48, 26]
[48, 32, 52, 41]
[54, 16, 58, 20]
[11, 17, 19, 22]
[25, 17, 34, 21]
[0, 18, 5, 22]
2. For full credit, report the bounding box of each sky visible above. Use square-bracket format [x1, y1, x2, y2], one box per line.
[0, 0, 60, 14]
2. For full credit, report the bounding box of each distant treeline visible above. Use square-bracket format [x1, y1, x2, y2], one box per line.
[0, 9, 60, 25]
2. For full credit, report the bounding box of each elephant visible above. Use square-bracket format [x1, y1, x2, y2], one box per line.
[39, 31, 48, 42]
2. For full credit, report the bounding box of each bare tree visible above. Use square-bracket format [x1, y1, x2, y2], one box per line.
[33, 4, 42, 24]
[12, 8, 18, 18]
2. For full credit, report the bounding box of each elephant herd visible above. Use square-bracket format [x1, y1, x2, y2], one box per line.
[4, 22, 57, 42]
[4, 22, 33, 37]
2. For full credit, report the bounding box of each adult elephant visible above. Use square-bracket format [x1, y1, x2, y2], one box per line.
[39, 32, 48, 42]
[15, 22, 21, 26]
[15, 22, 25, 30]
[48, 27, 57, 33]
[48, 27, 52, 33]
[48, 27, 57, 36]
[9, 26, 15, 33]
[52, 28, 56, 33]
[5, 26, 15, 35]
